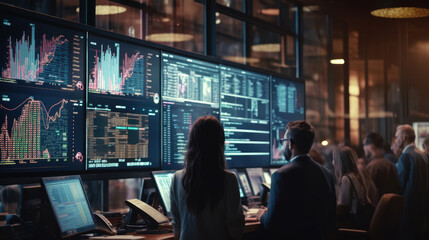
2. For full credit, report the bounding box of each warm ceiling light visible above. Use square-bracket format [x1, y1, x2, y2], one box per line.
[76, 5, 127, 15]
[223, 56, 260, 64]
[252, 43, 280, 53]
[146, 33, 194, 42]
[330, 59, 345, 64]
[260, 8, 280, 16]
[303, 6, 320, 12]
[371, 7, 429, 18]
[321, 140, 329, 146]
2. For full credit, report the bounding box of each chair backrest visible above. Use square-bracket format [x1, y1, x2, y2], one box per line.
[369, 193, 404, 240]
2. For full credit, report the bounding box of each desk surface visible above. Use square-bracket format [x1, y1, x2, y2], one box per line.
[137, 221, 261, 240]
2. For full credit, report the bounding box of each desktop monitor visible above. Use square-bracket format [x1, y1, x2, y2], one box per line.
[246, 168, 265, 196]
[220, 65, 271, 168]
[0, 14, 85, 174]
[271, 77, 305, 166]
[152, 170, 175, 217]
[230, 169, 245, 198]
[86, 33, 161, 170]
[263, 169, 271, 185]
[41, 175, 96, 238]
[161, 52, 220, 170]
[237, 172, 253, 197]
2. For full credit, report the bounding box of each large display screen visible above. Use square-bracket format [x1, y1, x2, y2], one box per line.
[86, 34, 160, 170]
[271, 77, 305, 166]
[161, 52, 220, 169]
[220, 66, 270, 168]
[0, 15, 85, 173]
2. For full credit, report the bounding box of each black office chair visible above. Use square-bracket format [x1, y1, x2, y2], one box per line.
[336, 193, 404, 240]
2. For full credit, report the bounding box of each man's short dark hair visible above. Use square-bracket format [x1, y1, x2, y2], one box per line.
[286, 121, 315, 154]
[364, 132, 384, 149]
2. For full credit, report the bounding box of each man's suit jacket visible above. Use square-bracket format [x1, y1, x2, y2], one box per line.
[260, 155, 337, 240]
[397, 144, 429, 239]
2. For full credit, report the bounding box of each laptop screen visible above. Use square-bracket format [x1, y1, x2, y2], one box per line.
[246, 168, 265, 196]
[237, 172, 253, 197]
[152, 171, 175, 216]
[42, 175, 95, 237]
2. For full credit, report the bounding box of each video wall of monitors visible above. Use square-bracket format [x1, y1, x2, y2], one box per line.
[86, 34, 161, 170]
[161, 53, 220, 170]
[0, 14, 85, 173]
[271, 77, 305, 166]
[220, 66, 271, 168]
[0, 8, 305, 175]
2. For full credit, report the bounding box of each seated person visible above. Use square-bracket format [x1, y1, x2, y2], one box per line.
[170, 116, 245, 240]
[0, 185, 19, 214]
[0, 185, 21, 225]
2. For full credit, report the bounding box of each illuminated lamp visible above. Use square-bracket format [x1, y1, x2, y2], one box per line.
[251, 43, 281, 53]
[371, 0, 429, 18]
[330, 59, 345, 64]
[146, 33, 194, 42]
[76, 5, 127, 15]
[259, 8, 280, 16]
[321, 140, 329, 146]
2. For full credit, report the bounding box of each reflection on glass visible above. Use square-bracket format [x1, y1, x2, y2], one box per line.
[216, 13, 245, 63]
[249, 26, 296, 76]
[0, 0, 79, 22]
[84, 180, 103, 211]
[147, 0, 204, 53]
[252, 0, 297, 33]
[95, 0, 204, 53]
[96, 0, 142, 39]
[109, 178, 142, 211]
[216, 0, 243, 12]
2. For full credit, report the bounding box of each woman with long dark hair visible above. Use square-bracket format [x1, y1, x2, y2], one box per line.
[170, 116, 245, 240]
[333, 146, 377, 229]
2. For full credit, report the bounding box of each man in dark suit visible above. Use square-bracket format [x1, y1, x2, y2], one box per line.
[257, 120, 336, 240]
[395, 124, 429, 240]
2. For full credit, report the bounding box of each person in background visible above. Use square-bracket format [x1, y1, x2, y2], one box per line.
[169, 116, 244, 240]
[333, 146, 378, 229]
[391, 137, 403, 159]
[423, 138, 429, 158]
[257, 121, 336, 240]
[394, 124, 429, 240]
[383, 142, 397, 164]
[363, 132, 401, 196]
[0, 185, 19, 214]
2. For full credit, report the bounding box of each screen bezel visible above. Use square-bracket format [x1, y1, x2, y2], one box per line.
[151, 170, 176, 217]
[245, 168, 265, 196]
[0, 2, 306, 182]
[41, 175, 96, 238]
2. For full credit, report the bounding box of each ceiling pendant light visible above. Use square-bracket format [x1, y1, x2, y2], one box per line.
[371, 0, 429, 18]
